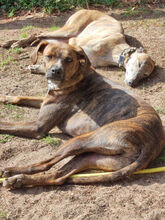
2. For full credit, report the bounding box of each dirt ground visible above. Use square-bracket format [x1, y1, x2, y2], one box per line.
[0, 6, 165, 220]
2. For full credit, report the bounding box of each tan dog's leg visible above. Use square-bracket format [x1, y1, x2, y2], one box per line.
[0, 40, 18, 48]
[1, 10, 103, 48]
[0, 18, 79, 48]
[1, 34, 37, 48]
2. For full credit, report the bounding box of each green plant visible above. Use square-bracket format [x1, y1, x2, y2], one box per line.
[0, 56, 13, 69]
[0, 134, 14, 143]
[49, 26, 60, 32]
[0, 211, 8, 219]
[143, 24, 148, 30]
[12, 114, 24, 119]
[8, 8, 15, 17]
[8, 47, 22, 54]
[0, 0, 117, 15]
[22, 25, 36, 32]
[4, 104, 18, 111]
[21, 32, 28, 38]
[142, 83, 146, 90]
[0, 206, 8, 219]
[154, 107, 165, 115]
[122, 6, 147, 16]
[20, 25, 36, 39]
[2, 104, 25, 120]
[42, 135, 60, 146]
[123, 7, 136, 16]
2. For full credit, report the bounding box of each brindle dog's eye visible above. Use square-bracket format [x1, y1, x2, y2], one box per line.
[45, 55, 53, 60]
[65, 56, 73, 63]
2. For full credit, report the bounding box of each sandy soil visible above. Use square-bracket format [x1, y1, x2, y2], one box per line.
[0, 6, 165, 220]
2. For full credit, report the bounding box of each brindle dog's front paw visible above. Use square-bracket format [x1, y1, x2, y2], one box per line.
[28, 65, 40, 74]
[3, 174, 24, 189]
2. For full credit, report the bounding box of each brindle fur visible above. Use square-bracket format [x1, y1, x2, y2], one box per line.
[0, 41, 164, 189]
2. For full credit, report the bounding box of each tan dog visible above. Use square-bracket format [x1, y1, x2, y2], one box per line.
[0, 41, 164, 188]
[1, 9, 155, 87]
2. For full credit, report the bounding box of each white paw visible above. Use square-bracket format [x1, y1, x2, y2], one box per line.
[11, 41, 21, 48]
[3, 174, 24, 189]
[28, 65, 40, 73]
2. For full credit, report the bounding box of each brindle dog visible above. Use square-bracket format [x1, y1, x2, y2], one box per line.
[0, 41, 164, 188]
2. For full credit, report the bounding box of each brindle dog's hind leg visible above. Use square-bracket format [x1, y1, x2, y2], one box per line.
[2, 153, 131, 188]
[1, 119, 156, 188]
[1, 121, 152, 187]
[3, 144, 151, 188]
[1, 124, 126, 178]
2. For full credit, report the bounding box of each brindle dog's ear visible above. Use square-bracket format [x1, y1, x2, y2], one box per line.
[31, 41, 49, 64]
[74, 46, 91, 67]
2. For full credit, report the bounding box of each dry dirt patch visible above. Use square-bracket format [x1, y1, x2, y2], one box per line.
[0, 8, 165, 220]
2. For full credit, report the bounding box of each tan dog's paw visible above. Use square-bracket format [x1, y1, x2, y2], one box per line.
[11, 34, 37, 48]
[11, 40, 24, 48]
[0, 40, 17, 48]
[3, 174, 24, 189]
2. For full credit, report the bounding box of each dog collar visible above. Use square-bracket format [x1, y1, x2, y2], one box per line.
[47, 73, 85, 95]
[118, 47, 137, 68]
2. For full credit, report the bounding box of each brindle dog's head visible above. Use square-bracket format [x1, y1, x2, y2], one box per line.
[31, 40, 90, 91]
[124, 48, 155, 87]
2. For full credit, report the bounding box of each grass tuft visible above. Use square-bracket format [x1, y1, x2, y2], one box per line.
[0, 134, 14, 143]
[42, 135, 60, 146]
[49, 26, 60, 32]
[154, 107, 165, 115]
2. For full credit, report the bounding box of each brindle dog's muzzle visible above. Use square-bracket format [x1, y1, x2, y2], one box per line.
[46, 64, 65, 81]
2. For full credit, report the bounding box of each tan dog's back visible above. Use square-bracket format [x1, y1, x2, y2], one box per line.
[1, 9, 154, 86]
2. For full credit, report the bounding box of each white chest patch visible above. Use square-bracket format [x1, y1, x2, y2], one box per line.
[48, 80, 60, 91]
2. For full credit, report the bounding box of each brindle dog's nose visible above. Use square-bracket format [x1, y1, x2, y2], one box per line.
[46, 65, 64, 81]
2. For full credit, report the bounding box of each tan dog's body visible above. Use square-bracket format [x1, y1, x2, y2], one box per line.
[39, 10, 124, 67]
[0, 41, 164, 188]
[2, 10, 154, 86]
